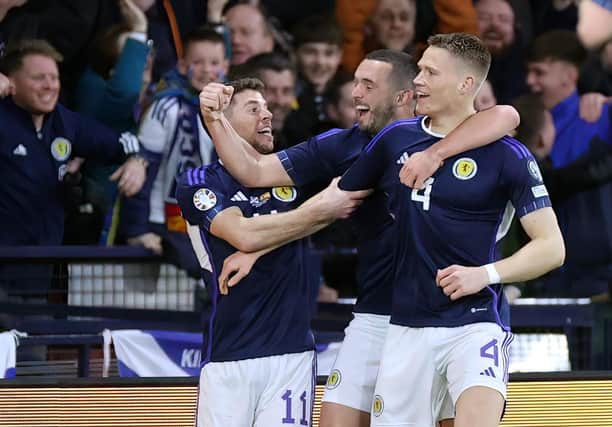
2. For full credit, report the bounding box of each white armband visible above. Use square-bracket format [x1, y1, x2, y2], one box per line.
[484, 263, 501, 285]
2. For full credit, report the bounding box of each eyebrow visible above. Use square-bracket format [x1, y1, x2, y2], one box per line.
[357, 77, 376, 85]
[244, 99, 267, 108]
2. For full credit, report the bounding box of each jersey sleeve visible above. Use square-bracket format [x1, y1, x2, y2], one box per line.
[66, 106, 140, 163]
[276, 128, 349, 187]
[338, 128, 390, 191]
[501, 137, 552, 218]
[176, 166, 232, 232]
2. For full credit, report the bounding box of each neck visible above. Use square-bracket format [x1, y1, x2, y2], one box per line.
[32, 114, 44, 132]
[427, 104, 476, 136]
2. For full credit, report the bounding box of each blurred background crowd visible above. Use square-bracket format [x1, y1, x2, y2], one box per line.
[0, 0, 611, 316]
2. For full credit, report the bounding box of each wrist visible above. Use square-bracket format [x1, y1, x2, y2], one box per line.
[484, 263, 501, 285]
[203, 110, 224, 123]
[129, 154, 149, 169]
[426, 146, 444, 166]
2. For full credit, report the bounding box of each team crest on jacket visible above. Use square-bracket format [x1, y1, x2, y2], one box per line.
[452, 157, 477, 180]
[272, 186, 297, 202]
[372, 394, 384, 417]
[528, 160, 543, 182]
[50, 137, 72, 161]
[326, 369, 342, 390]
[193, 188, 217, 211]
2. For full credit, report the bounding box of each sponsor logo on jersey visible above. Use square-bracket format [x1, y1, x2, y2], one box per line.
[250, 192, 270, 207]
[12, 144, 27, 156]
[531, 184, 549, 198]
[230, 191, 248, 202]
[396, 152, 409, 165]
[272, 186, 297, 202]
[193, 188, 217, 211]
[528, 160, 543, 182]
[50, 137, 72, 161]
[372, 394, 384, 417]
[452, 157, 477, 180]
[325, 369, 342, 390]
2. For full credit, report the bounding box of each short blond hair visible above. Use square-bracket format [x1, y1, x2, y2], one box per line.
[427, 33, 491, 83]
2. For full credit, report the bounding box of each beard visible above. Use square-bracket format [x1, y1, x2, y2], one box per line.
[365, 101, 395, 136]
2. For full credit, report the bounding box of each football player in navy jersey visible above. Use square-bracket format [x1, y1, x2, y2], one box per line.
[339, 33, 565, 427]
[197, 49, 520, 427]
[176, 77, 369, 427]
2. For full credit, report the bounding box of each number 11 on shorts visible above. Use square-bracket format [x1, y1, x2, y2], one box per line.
[282, 389, 309, 425]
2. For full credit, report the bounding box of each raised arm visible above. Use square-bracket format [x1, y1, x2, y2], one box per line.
[400, 104, 520, 188]
[200, 83, 293, 187]
[209, 178, 370, 253]
[437, 207, 565, 300]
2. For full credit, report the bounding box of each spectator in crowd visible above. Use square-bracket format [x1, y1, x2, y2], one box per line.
[121, 28, 226, 276]
[475, 0, 529, 104]
[577, 0, 612, 49]
[224, 3, 275, 66]
[474, 79, 497, 111]
[526, 30, 612, 298]
[336, 0, 479, 72]
[513, 93, 612, 204]
[69, 0, 152, 244]
[231, 52, 297, 151]
[283, 14, 343, 144]
[0, 39, 146, 329]
[324, 71, 357, 129]
[364, 0, 417, 55]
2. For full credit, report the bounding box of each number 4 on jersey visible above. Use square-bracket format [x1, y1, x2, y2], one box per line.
[411, 177, 435, 211]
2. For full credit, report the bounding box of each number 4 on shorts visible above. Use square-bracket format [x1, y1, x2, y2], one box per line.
[480, 339, 499, 367]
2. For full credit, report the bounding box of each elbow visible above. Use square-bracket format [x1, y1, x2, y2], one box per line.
[550, 235, 566, 270]
[232, 234, 260, 253]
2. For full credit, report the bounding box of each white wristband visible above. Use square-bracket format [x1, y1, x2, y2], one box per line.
[484, 263, 501, 285]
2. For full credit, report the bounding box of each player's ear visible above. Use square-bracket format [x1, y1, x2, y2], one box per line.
[396, 89, 412, 106]
[459, 76, 475, 95]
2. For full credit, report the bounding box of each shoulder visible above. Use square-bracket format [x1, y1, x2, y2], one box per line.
[177, 162, 234, 195]
[313, 127, 353, 143]
[147, 96, 179, 124]
[365, 117, 423, 152]
[494, 135, 533, 161]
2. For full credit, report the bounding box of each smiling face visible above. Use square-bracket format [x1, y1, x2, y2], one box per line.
[476, 0, 515, 55]
[296, 42, 342, 93]
[10, 53, 60, 115]
[413, 46, 468, 117]
[179, 40, 228, 92]
[225, 89, 274, 154]
[351, 59, 399, 135]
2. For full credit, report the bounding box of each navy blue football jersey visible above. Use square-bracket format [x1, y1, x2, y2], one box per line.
[176, 163, 315, 364]
[340, 117, 552, 329]
[277, 126, 396, 315]
[0, 98, 136, 245]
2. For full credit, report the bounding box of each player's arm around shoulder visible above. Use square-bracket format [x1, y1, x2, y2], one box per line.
[401, 105, 520, 189]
